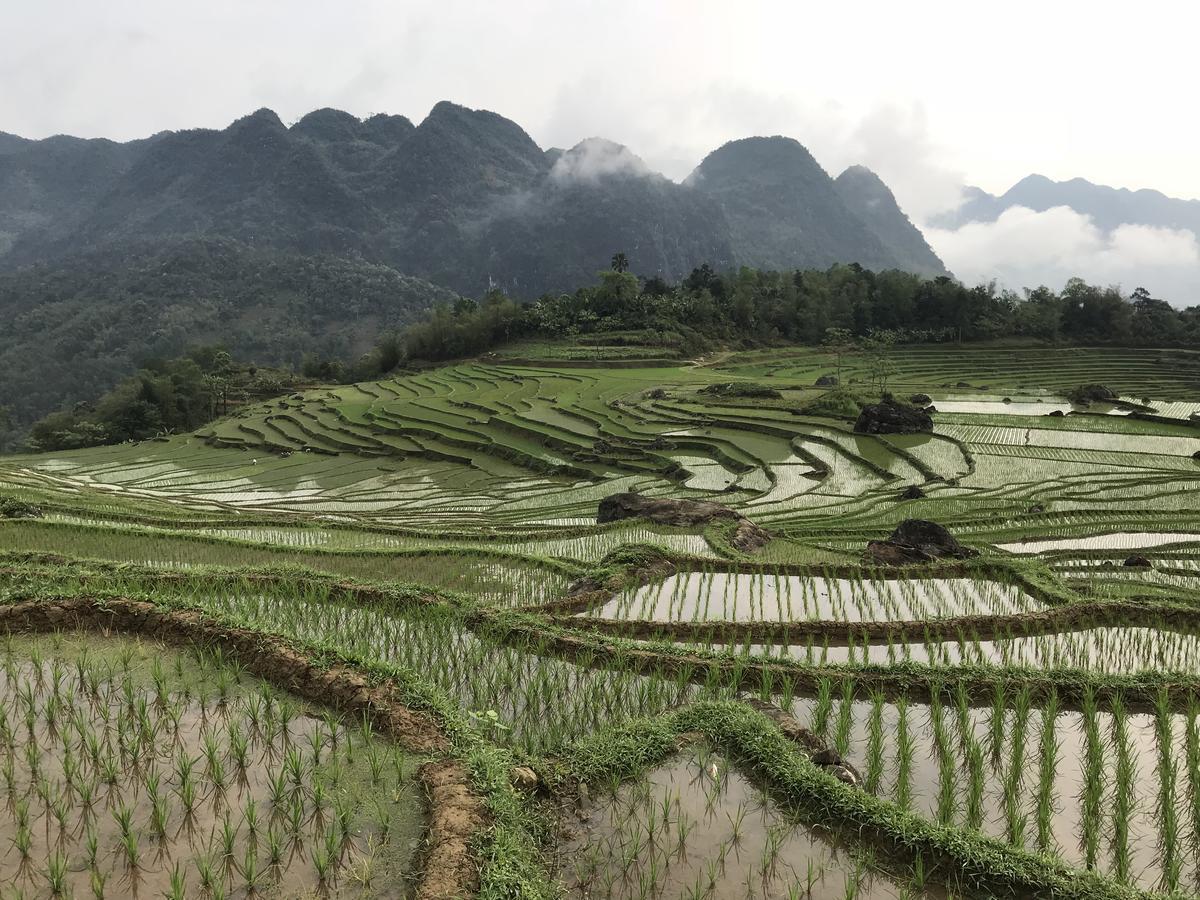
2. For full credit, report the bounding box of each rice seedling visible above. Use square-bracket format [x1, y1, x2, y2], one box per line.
[1109, 693, 1136, 884]
[557, 744, 922, 898]
[0, 634, 424, 898]
[1079, 686, 1105, 871]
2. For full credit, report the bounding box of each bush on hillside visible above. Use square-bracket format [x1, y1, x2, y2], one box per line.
[698, 382, 783, 400]
[799, 387, 875, 419]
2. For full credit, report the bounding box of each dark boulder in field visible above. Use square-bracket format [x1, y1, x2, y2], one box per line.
[899, 485, 926, 500]
[866, 518, 978, 565]
[909, 393, 931, 405]
[1047, 410, 1065, 417]
[1192, 450, 1200, 460]
[0, 497, 43, 519]
[1028, 503, 1045, 514]
[854, 399, 932, 435]
[1068, 384, 1119, 404]
[889, 519, 977, 557]
[865, 540, 933, 565]
[815, 374, 839, 387]
[956, 381, 972, 388]
[597, 492, 770, 552]
[1124, 555, 1153, 568]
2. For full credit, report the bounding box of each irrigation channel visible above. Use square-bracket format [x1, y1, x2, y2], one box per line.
[2, 343, 1200, 897]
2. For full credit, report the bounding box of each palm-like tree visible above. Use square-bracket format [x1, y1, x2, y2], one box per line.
[610, 252, 629, 273]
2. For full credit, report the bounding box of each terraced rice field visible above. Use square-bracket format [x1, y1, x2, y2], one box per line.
[2, 343, 1200, 898]
[591, 572, 1039, 623]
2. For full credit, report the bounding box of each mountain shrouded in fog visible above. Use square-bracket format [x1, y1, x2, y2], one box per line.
[0, 102, 946, 294]
[931, 174, 1200, 234]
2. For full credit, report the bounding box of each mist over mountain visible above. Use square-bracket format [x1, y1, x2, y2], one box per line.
[931, 174, 1200, 234]
[923, 174, 1200, 306]
[0, 102, 943, 295]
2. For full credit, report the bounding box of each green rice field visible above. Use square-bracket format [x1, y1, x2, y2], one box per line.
[3, 342, 1200, 898]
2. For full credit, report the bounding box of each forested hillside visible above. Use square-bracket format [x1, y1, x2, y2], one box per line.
[0, 102, 943, 295]
[0, 238, 455, 441]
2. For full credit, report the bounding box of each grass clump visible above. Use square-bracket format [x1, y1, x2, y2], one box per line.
[797, 387, 875, 419]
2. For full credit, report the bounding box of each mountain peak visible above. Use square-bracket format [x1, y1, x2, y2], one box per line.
[424, 99, 472, 121]
[837, 164, 887, 186]
[687, 135, 897, 271]
[413, 101, 544, 164]
[231, 108, 286, 131]
[689, 136, 825, 185]
[550, 137, 653, 183]
[291, 108, 362, 142]
[0, 131, 31, 155]
[361, 113, 415, 146]
[835, 165, 947, 277]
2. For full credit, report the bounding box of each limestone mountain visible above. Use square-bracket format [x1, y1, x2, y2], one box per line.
[687, 137, 906, 274]
[0, 132, 151, 256]
[834, 165, 947, 277]
[474, 138, 734, 294]
[1, 104, 944, 295]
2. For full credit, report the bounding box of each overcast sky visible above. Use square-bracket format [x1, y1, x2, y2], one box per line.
[4, 0, 1199, 300]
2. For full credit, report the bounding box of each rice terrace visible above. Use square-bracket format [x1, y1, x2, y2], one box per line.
[1, 336, 1199, 900]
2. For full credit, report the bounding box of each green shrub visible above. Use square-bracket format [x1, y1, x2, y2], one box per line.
[699, 382, 782, 400]
[799, 387, 874, 419]
[0, 496, 43, 519]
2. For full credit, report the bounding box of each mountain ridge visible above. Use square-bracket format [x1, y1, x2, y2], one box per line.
[0, 103, 945, 292]
[932, 173, 1200, 234]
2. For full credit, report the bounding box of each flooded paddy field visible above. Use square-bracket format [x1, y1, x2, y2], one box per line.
[0, 633, 424, 899]
[591, 572, 1040, 623]
[557, 743, 940, 899]
[4, 345, 1200, 897]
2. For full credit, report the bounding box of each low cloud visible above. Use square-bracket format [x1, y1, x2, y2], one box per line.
[923, 206, 1200, 306]
[839, 105, 966, 224]
[541, 82, 966, 223]
[550, 137, 652, 184]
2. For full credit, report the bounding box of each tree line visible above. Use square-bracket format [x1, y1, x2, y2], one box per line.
[12, 260, 1198, 452]
[363, 261, 1199, 371]
[24, 348, 300, 452]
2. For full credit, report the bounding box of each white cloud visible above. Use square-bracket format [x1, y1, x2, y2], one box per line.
[923, 206, 1200, 306]
[840, 105, 966, 224]
[549, 138, 652, 184]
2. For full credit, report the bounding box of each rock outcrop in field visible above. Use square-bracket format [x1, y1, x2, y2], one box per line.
[853, 399, 933, 435]
[598, 492, 770, 552]
[866, 518, 978, 565]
